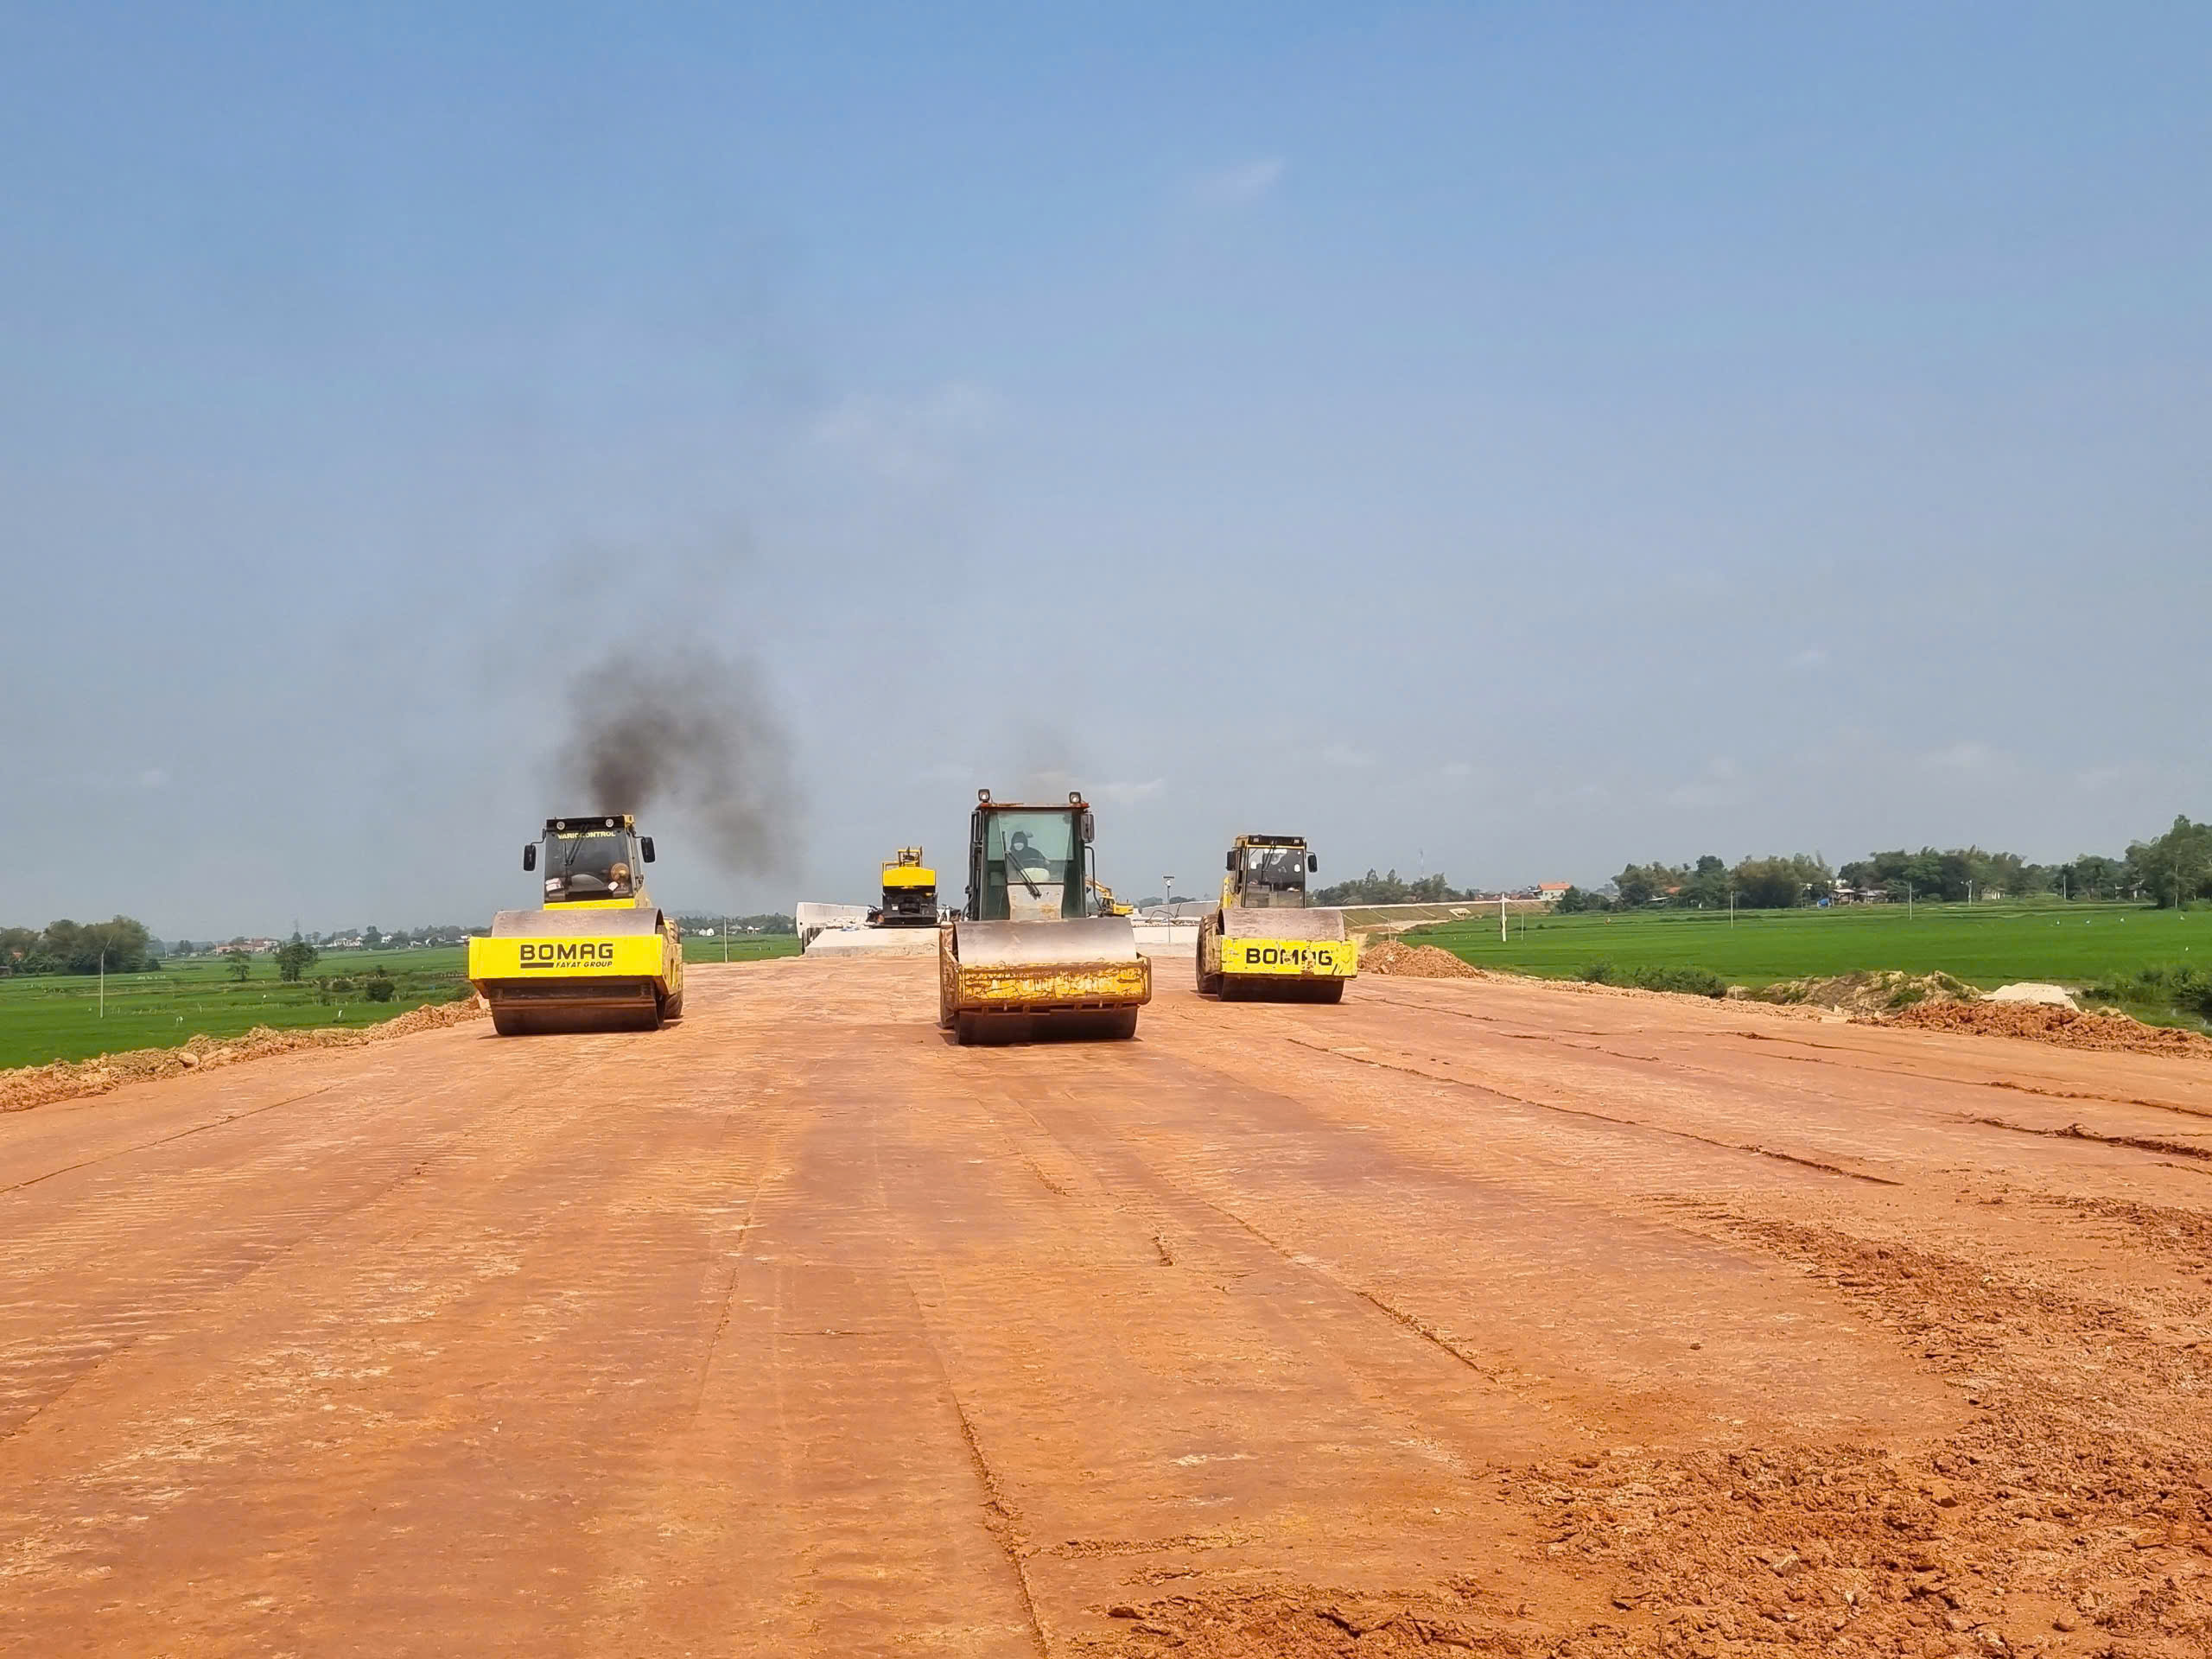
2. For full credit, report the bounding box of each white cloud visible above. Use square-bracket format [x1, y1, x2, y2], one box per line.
[1789, 645, 1829, 671]
[1092, 778, 1166, 805]
[1187, 156, 1286, 207]
[1919, 741, 2004, 774]
[810, 382, 1001, 483]
[1664, 756, 1748, 810]
[1319, 743, 1375, 769]
[1438, 760, 1474, 779]
[138, 767, 170, 790]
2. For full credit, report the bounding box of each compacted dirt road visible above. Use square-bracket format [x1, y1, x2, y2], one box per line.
[6, 957, 2212, 1657]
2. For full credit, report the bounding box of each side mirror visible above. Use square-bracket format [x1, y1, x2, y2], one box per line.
[1308, 854, 1319, 873]
[1226, 851, 1237, 872]
[523, 844, 537, 872]
[640, 837, 656, 863]
[1081, 812, 1094, 845]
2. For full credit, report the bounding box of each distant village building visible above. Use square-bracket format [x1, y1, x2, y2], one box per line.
[1537, 883, 1571, 903]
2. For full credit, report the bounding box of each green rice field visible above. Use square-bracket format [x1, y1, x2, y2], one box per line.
[0, 934, 799, 1071]
[1409, 900, 2208, 1014]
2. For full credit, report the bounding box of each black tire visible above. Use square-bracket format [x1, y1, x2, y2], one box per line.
[662, 989, 684, 1021]
[491, 1007, 527, 1037]
[1103, 1007, 1140, 1040]
[954, 1013, 983, 1046]
[1313, 980, 1345, 1004]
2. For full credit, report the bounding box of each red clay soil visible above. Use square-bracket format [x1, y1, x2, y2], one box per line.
[1884, 997, 2212, 1059]
[8, 957, 2212, 1657]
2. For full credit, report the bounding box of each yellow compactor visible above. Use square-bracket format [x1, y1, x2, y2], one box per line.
[938, 790, 1152, 1044]
[1196, 834, 1358, 1001]
[467, 814, 684, 1035]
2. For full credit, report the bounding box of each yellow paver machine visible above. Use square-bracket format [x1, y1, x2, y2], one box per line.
[467, 814, 684, 1035]
[937, 790, 1152, 1044]
[1196, 834, 1358, 1001]
[869, 847, 938, 927]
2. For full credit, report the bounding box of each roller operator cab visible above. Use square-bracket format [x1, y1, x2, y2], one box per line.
[467, 814, 685, 1036]
[1197, 834, 1359, 1001]
[936, 790, 1152, 1044]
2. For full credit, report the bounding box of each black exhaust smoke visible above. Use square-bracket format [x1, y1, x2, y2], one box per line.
[563, 636, 794, 878]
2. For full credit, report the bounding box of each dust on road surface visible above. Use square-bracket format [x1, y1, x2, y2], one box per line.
[4, 956, 2211, 1656]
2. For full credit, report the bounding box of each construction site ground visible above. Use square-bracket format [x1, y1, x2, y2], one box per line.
[7, 957, 2212, 1656]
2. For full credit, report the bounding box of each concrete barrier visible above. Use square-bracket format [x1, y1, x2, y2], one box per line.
[805, 926, 939, 957]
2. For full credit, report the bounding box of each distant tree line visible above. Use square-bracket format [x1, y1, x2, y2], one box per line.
[1311, 869, 1472, 906]
[1574, 815, 2211, 913]
[0, 917, 157, 976]
[673, 912, 797, 936]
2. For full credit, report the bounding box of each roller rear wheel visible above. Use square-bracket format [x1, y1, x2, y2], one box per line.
[1195, 918, 1224, 997]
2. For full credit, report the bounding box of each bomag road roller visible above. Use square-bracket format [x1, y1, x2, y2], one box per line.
[1196, 834, 1358, 1002]
[467, 814, 684, 1035]
[868, 847, 938, 926]
[937, 789, 1152, 1044]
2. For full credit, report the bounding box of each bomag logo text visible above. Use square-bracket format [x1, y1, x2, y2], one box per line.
[1240, 945, 1339, 968]
[518, 941, 616, 968]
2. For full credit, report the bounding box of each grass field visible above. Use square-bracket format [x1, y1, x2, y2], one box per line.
[0, 934, 801, 1070]
[1409, 901, 2209, 1019]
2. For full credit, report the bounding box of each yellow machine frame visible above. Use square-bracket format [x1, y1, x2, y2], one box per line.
[1198, 833, 1358, 1001]
[467, 813, 684, 1034]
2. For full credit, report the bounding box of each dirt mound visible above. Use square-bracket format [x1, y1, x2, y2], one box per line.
[1102, 1589, 1561, 1655]
[1358, 938, 1487, 980]
[0, 995, 488, 1115]
[1741, 969, 1974, 1017]
[1881, 998, 2212, 1058]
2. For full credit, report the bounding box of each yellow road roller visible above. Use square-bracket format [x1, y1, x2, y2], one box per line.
[938, 790, 1151, 1044]
[467, 814, 684, 1035]
[1196, 833, 1358, 1002]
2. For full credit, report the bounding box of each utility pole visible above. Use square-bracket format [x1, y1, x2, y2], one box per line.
[1163, 875, 1174, 913]
[1730, 888, 1736, 929]
[723, 915, 730, 964]
[99, 950, 105, 1019]
[1500, 890, 1507, 944]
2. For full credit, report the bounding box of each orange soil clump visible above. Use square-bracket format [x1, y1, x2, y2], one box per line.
[1880, 997, 2212, 1059]
[1358, 938, 1488, 980]
[0, 995, 488, 1115]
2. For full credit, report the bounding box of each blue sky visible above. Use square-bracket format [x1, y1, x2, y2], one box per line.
[6, 3, 2209, 935]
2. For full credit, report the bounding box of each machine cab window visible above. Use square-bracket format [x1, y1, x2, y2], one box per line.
[1244, 844, 1309, 893]
[541, 824, 641, 902]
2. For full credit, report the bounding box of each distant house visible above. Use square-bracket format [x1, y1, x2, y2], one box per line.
[1537, 883, 1571, 903]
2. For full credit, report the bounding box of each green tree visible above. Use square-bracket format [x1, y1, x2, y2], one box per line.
[1613, 862, 1688, 908]
[363, 925, 384, 949]
[1680, 855, 1731, 910]
[2128, 817, 2212, 909]
[0, 925, 38, 974]
[26, 916, 155, 975]
[1732, 854, 1834, 909]
[276, 933, 321, 983]
[225, 949, 253, 982]
[2058, 853, 2126, 900]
